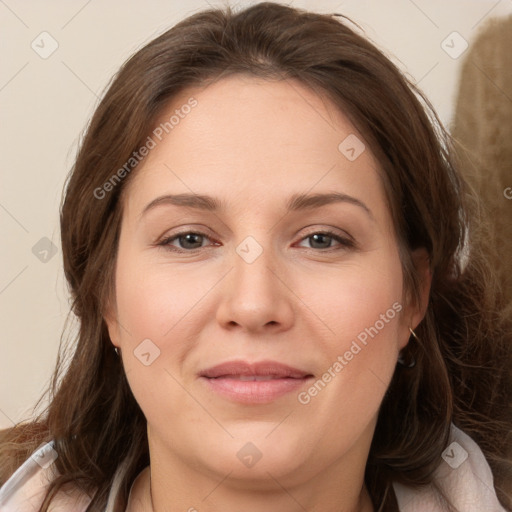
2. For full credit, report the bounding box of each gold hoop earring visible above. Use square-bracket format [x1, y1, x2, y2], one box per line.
[397, 328, 417, 368]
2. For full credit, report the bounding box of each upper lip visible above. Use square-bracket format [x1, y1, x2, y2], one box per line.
[199, 360, 313, 379]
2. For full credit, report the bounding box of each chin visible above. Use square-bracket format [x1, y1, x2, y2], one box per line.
[192, 426, 313, 484]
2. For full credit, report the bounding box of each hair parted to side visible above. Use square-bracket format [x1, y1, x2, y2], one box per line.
[1, 3, 511, 511]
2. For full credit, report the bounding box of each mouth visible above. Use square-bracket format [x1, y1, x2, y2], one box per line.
[199, 360, 314, 404]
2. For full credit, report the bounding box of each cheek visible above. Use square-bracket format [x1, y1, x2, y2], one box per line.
[305, 251, 403, 353]
[296, 257, 403, 437]
[111, 247, 188, 402]
[114, 250, 208, 343]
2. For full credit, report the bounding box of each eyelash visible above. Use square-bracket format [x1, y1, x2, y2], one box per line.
[156, 229, 356, 253]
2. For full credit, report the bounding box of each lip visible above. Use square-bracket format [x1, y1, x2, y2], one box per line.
[199, 360, 314, 404]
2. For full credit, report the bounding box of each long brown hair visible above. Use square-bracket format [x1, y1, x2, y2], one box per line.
[1, 3, 511, 511]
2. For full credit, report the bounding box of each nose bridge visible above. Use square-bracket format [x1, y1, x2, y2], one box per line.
[232, 233, 279, 300]
[215, 231, 294, 332]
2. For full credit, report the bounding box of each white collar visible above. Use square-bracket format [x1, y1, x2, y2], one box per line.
[393, 424, 507, 511]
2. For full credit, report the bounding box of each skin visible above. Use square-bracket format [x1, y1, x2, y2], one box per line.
[105, 74, 431, 512]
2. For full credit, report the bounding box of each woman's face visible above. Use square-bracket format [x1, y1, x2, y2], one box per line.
[106, 75, 426, 489]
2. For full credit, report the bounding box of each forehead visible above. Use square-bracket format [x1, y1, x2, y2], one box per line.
[123, 74, 384, 217]
[147, 74, 363, 161]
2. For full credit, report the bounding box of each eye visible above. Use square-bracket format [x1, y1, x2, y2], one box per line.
[158, 231, 215, 252]
[157, 228, 355, 253]
[296, 230, 355, 251]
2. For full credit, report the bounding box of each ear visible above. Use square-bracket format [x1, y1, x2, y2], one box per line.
[410, 247, 432, 326]
[399, 247, 432, 348]
[103, 296, 121, 349]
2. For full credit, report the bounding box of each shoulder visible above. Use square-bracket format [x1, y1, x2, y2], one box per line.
[392, 424, 508, 511]
[0, 442, 91, 512]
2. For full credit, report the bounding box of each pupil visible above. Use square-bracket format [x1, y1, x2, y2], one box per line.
[182, 234, 202, 248]
[311, 233, 330, 249]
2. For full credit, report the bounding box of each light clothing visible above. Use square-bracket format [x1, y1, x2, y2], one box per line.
[393, 426, 507, 511]
[0, 424, 507, 511]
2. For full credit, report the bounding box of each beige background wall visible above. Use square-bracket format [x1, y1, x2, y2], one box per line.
[2, 0, 511, 428]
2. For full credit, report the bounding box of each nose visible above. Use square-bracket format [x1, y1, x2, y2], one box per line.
[215, 238, 295, 334]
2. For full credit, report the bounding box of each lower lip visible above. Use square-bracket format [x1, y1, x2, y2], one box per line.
[201, 376, 312, 404]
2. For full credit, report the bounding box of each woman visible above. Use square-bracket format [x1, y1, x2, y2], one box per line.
[0, 3, 510, 511]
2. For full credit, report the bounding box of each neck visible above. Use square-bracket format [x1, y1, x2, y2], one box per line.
[129, 442, 375, 512]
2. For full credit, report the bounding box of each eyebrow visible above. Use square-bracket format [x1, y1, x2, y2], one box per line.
[140, 191, 374, 220]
